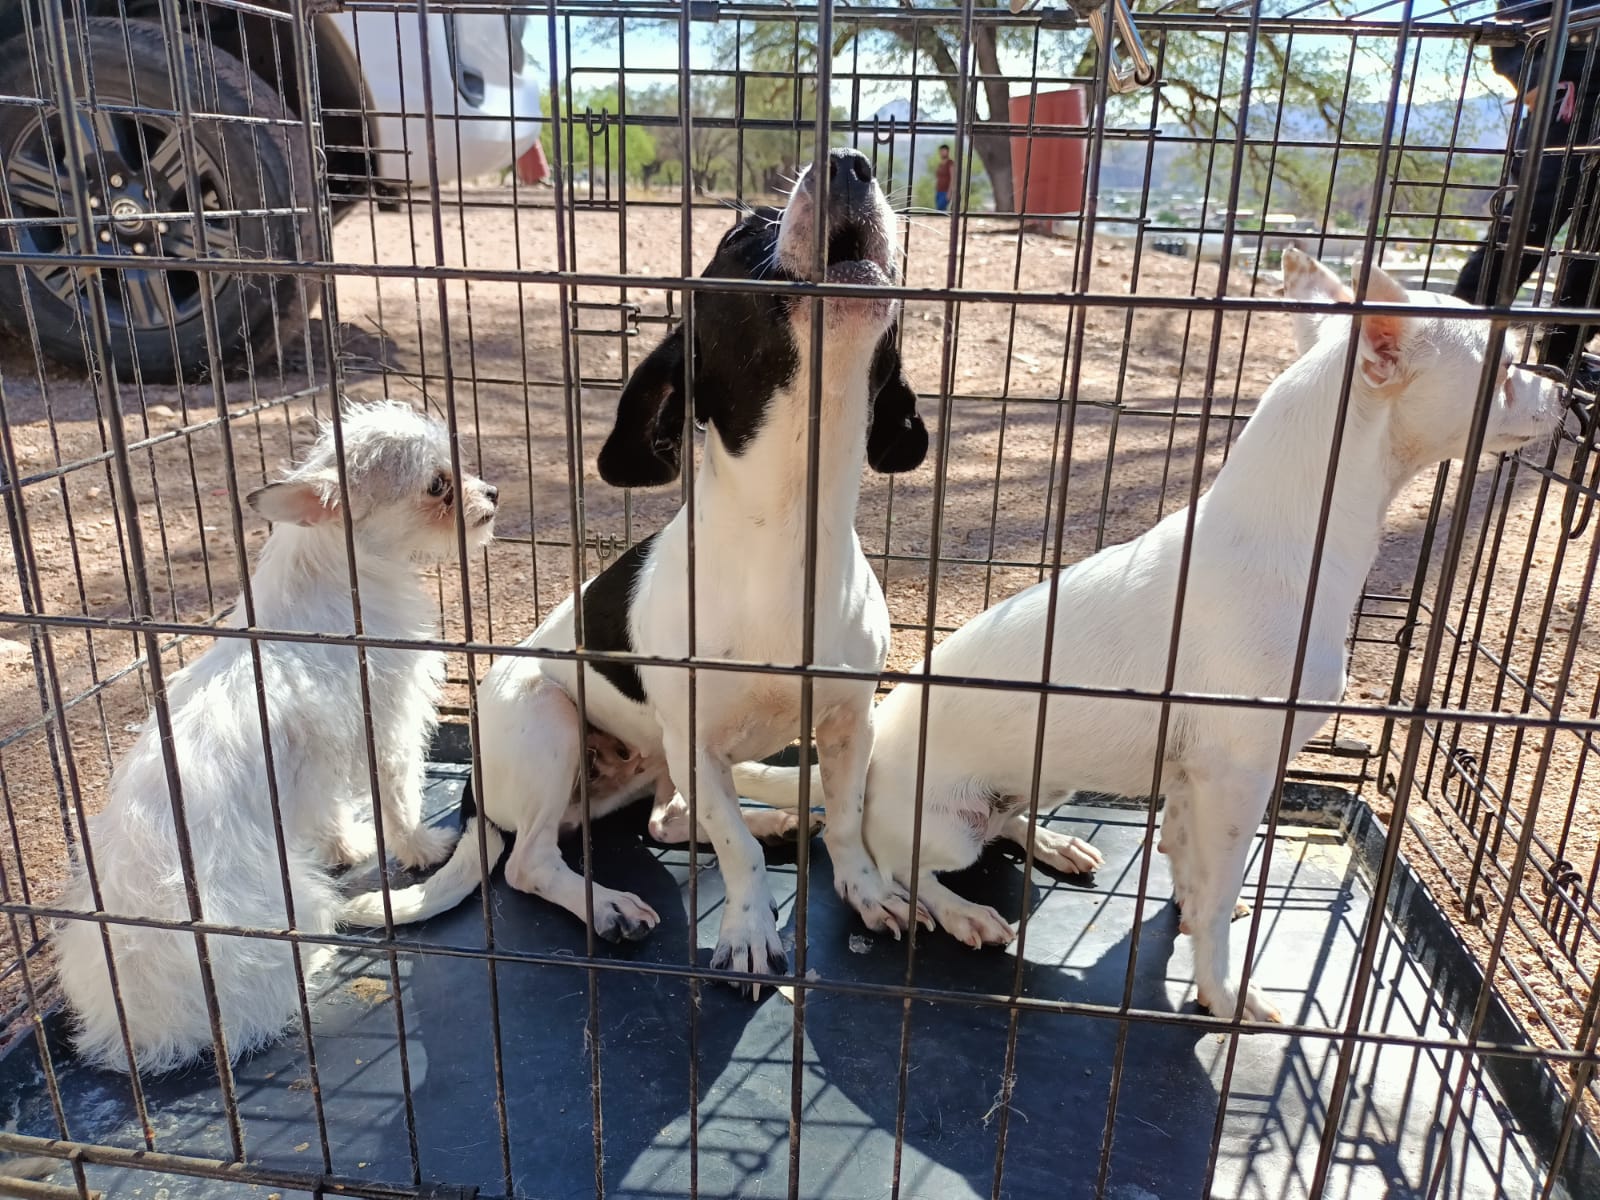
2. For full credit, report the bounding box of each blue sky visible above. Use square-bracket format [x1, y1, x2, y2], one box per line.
[530, 7, 1515, 125]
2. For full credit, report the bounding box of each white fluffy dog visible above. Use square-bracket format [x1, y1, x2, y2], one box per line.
[737, 250, 1567, 1022]
[52, 401, 497, 1073]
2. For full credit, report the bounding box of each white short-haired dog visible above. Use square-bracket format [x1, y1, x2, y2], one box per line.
[52, 401, 497, 1073]
[356, 149, 929, 990]
[736, 249, 1567, 1021]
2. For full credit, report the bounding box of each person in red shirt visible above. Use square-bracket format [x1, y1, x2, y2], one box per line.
[934, 144, 955, 213]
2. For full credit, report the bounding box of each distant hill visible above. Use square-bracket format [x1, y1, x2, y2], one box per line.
[849, 92, 1515, 218]
[852, 99, 946, 184]
[1096, 94, 1513, 192]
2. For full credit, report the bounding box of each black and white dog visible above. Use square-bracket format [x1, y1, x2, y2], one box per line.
[359, 149, 927, 989]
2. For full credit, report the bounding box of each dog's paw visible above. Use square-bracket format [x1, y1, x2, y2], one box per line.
[1196, 981, 1282, 1024]
[834, 859, 915, 937]
[743, 807, 822, 846]
[829, 846, 923, 936]
[649, 801, 823, 847]
[593, 890, 660, 943]
[878, 883, 936, 938]
[1032, 827, 1103, 876]
[646, 794, 693, 844]
[328, 822, 379, 867]
[709, 904, 787, 1000]
[938, 903, 1015, 950]
[392, 822, 457, 870]
[1246, 986, 1283, 1023]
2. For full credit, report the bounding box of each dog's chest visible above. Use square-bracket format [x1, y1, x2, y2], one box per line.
[691, 656, 874, 763]
[643, 514, 886, 658]
[709, 680, 804, 760]
[714, 596, 876, 671]
[319, 637, 442, 740]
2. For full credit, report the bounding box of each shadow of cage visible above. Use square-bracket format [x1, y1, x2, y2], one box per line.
[0, 1, 1599, 1198]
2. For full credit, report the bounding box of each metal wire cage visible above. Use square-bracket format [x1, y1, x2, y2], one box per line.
[1, 1, 1599, 1197]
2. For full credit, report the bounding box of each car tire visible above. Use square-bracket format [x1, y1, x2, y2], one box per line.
[0, 18, 309, 383]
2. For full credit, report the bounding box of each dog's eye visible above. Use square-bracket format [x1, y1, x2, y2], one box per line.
[427, 472, 451, 500]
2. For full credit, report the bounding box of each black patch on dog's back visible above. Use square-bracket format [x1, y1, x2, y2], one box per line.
[579, 533, 658, 704]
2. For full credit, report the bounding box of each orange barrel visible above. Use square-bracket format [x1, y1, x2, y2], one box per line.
[517, 140, 551, 186]
[1009, 89, 1086, 218]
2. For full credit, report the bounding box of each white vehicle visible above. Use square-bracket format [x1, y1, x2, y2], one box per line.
[0, 4, 541, 380]
[324, 10, 542, 190]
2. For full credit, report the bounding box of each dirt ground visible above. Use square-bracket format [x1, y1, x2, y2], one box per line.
[0, 185, 1596, 1136]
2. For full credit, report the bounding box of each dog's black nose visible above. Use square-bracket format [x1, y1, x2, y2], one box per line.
[830, 148, 874, 185]
[485, 485, 499, 504]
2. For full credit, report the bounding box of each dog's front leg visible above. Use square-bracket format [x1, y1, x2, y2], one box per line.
[1160, 790, 1198, 925]
[320, 804, 379, 867]
[376, 738, 455, 870]
[665, 736, 785, 997]
[815, 703, 918, 936]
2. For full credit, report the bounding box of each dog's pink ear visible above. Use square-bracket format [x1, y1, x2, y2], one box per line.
[1353, 264, 1410, 390]
[1282, 247, 1351, 302]
[247, 471, 342, 526]
[1282, 247, 1352, 355]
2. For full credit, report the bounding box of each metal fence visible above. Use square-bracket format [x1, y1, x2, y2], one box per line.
[0, 1, 1598, 1197]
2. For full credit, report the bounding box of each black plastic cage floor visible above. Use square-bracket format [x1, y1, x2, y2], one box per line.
[4, 764, 1596, 1200]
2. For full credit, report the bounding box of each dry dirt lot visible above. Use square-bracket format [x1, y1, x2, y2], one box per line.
[0, 185, 1595, 1130]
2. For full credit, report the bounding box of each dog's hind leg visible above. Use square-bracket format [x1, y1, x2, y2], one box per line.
[1160, 790, 1250, 930]
[647, 782, 819, 847]
[996, 812, 1103, 876]
[739, 807, 818, 843]
[1160, 789, 1193, 924]
[1172, 766, 1282, 1023]
[816, 702, 918, 936]
[497, 685, 660, 942]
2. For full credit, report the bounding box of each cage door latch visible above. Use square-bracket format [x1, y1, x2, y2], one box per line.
[1011, 0, 1156, 94]
[1089, 0, 1156, 92]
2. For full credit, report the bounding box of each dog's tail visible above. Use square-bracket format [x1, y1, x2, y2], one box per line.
[341, 788, 505, 928]
[730, 761, 822, 810]
[0, 1155, 59, 1184]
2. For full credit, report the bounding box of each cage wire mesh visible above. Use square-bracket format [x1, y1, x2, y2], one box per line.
[0, 0, 1597, 1197]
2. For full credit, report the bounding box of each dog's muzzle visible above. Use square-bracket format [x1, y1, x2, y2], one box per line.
[778, 148, 895, 291]
[813, 150, 893, 287]
[814, 147, 877, 214]
[1519, 361, 1600, 440]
